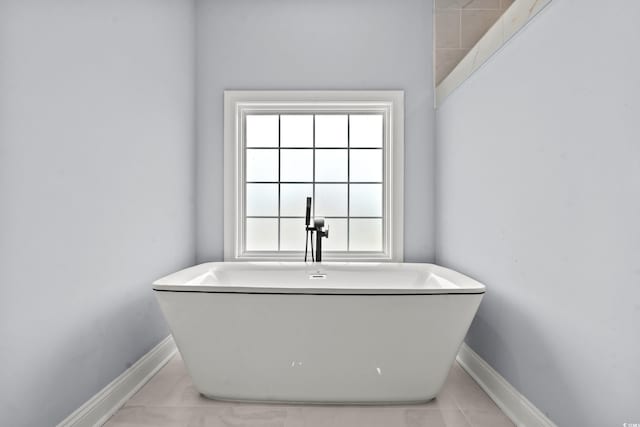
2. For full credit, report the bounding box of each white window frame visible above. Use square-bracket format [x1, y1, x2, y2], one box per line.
[224, 90, 404, 262]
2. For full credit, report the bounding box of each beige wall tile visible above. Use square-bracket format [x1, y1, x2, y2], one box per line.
[435, 0, 508, 83]
[436, 10, 461, 48]
[500, 0, 515, 10]
[436, 0, 500, 9]
[436, 48, 469, 84]
[437, 0, 553, 103]
[461, 0, 501, 9]
[435, 0, 465, 9]
[461, 9, 502, 48]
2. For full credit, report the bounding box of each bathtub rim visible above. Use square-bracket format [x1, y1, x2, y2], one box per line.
[152, 262, 485, 295]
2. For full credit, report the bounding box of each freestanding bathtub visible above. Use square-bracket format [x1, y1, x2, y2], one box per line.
[153, 262, 485, 404]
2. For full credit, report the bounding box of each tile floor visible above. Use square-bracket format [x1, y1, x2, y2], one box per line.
[104, 353, 514, 427]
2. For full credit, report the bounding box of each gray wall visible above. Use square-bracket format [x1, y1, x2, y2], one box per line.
[196, 0, 435, 263]
[435, 0, 640, 425]
[0, 1, 195, 426]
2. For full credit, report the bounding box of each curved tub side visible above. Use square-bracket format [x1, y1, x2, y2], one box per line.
[154, 291, 483, 403]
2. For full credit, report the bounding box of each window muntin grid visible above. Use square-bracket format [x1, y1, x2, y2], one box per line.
[243, 113, 384, 253]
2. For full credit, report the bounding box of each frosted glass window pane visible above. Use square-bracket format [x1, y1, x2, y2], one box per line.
[281, 149, 313, 182]
[246, 115, 278, 147]
[246, 149, 278, 181]
[323, 218, 348, 251]
[246, 218, 278, 251]
[350, 149, 383, 182]
[350, 219, 382, 252]
[350, 114, 383, 148]
[280, 184, 313, 217]
[281, 115, 313, 147]
[315, 149, 348, 182]
[280, 218, 306, 251]
[315, 115, 348, 147]
[315, 184, 347, 217]
[350, 184, 382, 217]
[246, 184, 278, 216]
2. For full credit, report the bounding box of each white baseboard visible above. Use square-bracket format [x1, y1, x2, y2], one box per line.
[57, 335, 177, 427]
[456, 343, 557, 427]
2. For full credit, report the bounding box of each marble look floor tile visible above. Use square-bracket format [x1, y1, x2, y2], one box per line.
[159, 353, 188, 376]
[446, 365, 501, 411]
[125, 370, 206, 407]
[292, 406, 407, 427]
[104, 406, 291, 427]
[126, 354, 215, 407]
[107, 355, 514, 427]
[404, 408, 471, 427]
[104, 406, 474, 427]
[462, 408, 515, 427]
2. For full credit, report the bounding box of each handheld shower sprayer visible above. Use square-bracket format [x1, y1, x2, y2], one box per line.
[305, 197, 311, 228]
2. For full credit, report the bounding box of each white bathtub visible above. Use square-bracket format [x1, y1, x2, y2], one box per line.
[153, 262, 484, 404]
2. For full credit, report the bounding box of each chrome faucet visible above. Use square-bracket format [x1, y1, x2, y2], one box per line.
[304, 197, 329, 263]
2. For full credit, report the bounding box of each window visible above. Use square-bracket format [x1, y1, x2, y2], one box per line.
[224, 91, 403, 261]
